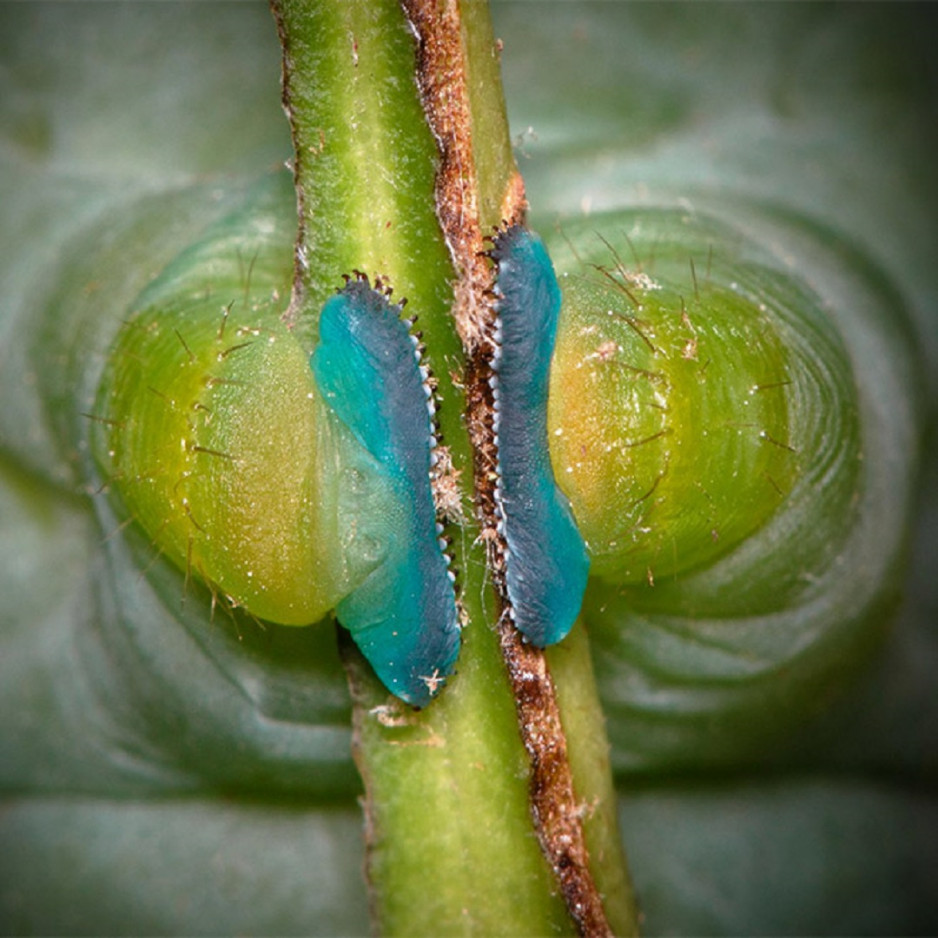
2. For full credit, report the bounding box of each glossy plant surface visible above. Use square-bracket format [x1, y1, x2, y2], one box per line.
[1, 4, 936, 935]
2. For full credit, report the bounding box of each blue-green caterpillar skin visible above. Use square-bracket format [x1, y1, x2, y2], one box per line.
[311, 277, 460, 706]
[491, 226, 590, 646]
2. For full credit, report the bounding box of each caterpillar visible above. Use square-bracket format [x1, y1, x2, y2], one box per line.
[489, 225, 590, 647]
[311, 275, 460, 707]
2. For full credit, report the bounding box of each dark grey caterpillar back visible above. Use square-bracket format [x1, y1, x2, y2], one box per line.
[489, 226, 590, 646]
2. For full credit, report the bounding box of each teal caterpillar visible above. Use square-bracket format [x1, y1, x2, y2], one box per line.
[489, 226, 590, 647]
[311, 275, 460, 707]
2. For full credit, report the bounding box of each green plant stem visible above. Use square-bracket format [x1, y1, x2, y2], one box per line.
[271, 1, 637, 933]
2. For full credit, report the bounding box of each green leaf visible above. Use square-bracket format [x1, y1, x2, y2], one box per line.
[1, 2, 936, 935]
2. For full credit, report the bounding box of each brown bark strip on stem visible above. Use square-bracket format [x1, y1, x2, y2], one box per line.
[401, 0, 517, 353]
[401, 2, 613, 935]
[500, 623, 615, 938]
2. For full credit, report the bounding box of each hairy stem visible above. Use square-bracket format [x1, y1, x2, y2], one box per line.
[403, 3, 635, 934]
[271, 1, 637, 933]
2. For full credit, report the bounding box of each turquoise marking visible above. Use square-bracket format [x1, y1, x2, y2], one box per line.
[492, 226, 590, 646]
[311, 277, 459, 706]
